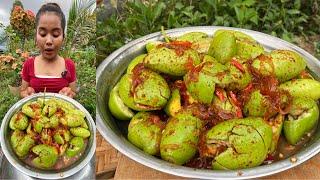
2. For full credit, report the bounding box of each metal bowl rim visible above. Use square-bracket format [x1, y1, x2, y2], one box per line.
[96, 26, 320, 179]
[0, 92, 96, 179]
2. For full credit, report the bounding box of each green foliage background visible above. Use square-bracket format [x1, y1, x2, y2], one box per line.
[96, 0, 320, 64]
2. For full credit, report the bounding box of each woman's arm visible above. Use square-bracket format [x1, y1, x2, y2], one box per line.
[20, 80, 35, 98]
[59, 81, 77, 98]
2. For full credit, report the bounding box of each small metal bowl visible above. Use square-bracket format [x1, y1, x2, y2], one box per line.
[96, 26, 320, 179]
[0, 93, 96, 179]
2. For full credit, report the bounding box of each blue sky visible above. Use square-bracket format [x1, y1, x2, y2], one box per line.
[0, 0, 73, 26]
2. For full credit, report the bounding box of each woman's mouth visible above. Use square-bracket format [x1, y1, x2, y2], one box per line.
[44, 48, 54, 55]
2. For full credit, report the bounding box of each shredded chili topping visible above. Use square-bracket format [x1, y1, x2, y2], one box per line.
[185, 59, 206, 83]
[159, 40, 193, 56]
[147, 113, 166, 130]
[231, 58, 245, 73]
[174, 80, 190, 107]
[131, 63, 146, 96]
[299, 70, 313, 79]
[238, 59, 293, 120]
[215, 87, 226, 102]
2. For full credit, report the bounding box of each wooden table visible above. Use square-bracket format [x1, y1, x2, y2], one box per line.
[113, 152, 320, 179]
[96, 132, 320, 179]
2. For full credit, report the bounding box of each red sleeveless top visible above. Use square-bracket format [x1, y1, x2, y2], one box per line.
[21, 57, 76, 93]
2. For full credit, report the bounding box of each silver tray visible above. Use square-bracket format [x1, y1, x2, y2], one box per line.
[96, 26, 320, 179]
[0, 93, 96, 179]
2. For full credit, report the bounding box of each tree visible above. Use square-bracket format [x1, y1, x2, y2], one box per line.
[9, 1, 35, 50]
[65, 0, 96, 52]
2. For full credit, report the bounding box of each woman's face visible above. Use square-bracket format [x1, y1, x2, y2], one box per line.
[36, 12, 64, 61]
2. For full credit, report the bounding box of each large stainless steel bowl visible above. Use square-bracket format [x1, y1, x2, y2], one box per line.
[0, 93, 96, 179]
[96, 26, 320, 179]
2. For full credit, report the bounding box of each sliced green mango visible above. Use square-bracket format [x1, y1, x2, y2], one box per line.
[128, 112, 164, 155]
[279, 79, 320, 100]
[164, 89, 181, 116]
[108, 82, 134, 120]
[144, 47, 201, 76]
[208, 31, 237, 64]
[283, 97, 319, 145]
[205, 117, 272, 170]
[160, 113, 203, 165]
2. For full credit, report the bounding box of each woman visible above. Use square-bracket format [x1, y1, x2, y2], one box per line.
[20, 3, 77, 98]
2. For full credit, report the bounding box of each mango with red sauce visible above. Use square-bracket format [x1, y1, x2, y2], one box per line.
[283, 97, 319, 145]
[118, 67, 170, 111]
[203, 117, 272, 170]
[144, 43, 201, 76]
[160, 112, 203, 165]
[9, 98, 90, 169]
[128, 112, 165, 155]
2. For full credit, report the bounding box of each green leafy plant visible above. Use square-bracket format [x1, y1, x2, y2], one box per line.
[65, 0, 96, 54]
[97, 0, 320, 64]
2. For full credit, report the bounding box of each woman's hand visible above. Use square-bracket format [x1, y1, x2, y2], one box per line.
[59, 87, 76, 98]
[20, 87, 35, 98]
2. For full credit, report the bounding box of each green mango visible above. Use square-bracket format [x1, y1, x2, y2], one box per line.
[145, 41, 162, 53]
[184, 61, 231, 104]
[32, 144, 58, 168]
[53, 134, 64, 144]
[54, 98, 74, 112]
[284, 97, 319, 145]
[144, 47, 201, 76]
[208, 31, 237, 64]
[268, 114, 284, 153]
[33, 115, 51, 133]
[279, 79, 320, 100]
[70, 127, 91, 138]
[53, 129, 71, 145]
[118, 69, 170, 111]
[41, 103, 57, 117]
[160, 113, 202, 165]
[270, 50, 306, 82]
[252, 50, 306, 82]
[48, 114, 59, 128]
[226, 59, 252, 90]
[126, 54, 147, 74]
[11, 130, 35, 158]
[108, 82, 135, 120]
[164, 89, 181, 117]
[204, 117, 272, 170]
[176, 32, 212, 54]
[214, 29, 256, 42]
[214, 30, 264, 60]
[236, 40, 264, 60]
[243, 90, 269, 117]
[184, 63, 216, 104]
[176, 32, 208, 42]
[22, 101, 42, 118]
[65, 113, 84, 127]
[66, 137, 85, 157]
[9, 111, 28, 130]
[251, 54, 274, 76]
[202, 55, 218, 63]
[128, 112, 164, 155]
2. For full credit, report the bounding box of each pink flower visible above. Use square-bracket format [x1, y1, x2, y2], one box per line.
[26, 10, 35, 17]
[14, 6, 22, 11]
